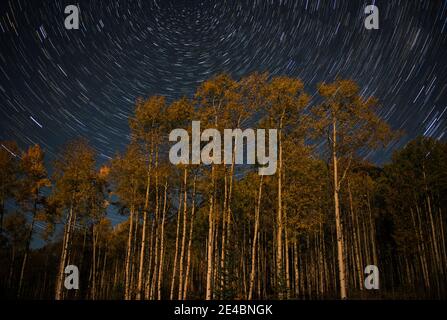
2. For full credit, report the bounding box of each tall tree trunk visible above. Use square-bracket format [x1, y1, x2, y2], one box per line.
[366, 190, 378, 267]
[206, 166, 216, 300]
[100, 245, 108, 299]
[293, 240, 299, 298]
[221, 144, 237, 297]
[55, 197, 75, 300]
[220, 172, 228, 299]
[284, 208, 291, 299]
[145, 209, 156, 299]
[124, 202, 135, 300]
[212, 206, 220, 299]
[332, 117, 347, 299]
[149, 168, 160, 299]
[249, 175, 263, 299]
[276, 119, 284, 298]
[130, 205, 139, 298]
[75, 227, 88, 299]
[348, 181, 363, 291]
[170, 191, 183, 300]
[183, 175, 196, 300]
[91, 224, 98, 300]
[413, 204, 430, 289]
[137, 149, 152, 300]
[157, 180, 168, 300]
[178, 167, 188, 299]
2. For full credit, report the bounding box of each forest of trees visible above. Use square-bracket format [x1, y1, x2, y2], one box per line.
[0, 73, 446, 300]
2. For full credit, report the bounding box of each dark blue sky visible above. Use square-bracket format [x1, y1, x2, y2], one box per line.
[1, 0, 446, 163]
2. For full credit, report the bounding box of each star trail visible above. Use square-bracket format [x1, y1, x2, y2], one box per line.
[0, 0, 446, 163]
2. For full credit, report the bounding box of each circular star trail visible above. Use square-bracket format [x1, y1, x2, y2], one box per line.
[0, 0, 446, 164]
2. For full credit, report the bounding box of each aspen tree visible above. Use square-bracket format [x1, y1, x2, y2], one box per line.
[17, 145, 50, 297]
[53, 140, 97, 300]
[313, 79, 392, 299]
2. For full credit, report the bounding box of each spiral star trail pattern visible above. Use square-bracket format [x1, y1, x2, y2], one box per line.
[0, 0, 446, 164]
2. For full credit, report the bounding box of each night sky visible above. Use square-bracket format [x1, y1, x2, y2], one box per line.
[1, 0, 447, 165]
